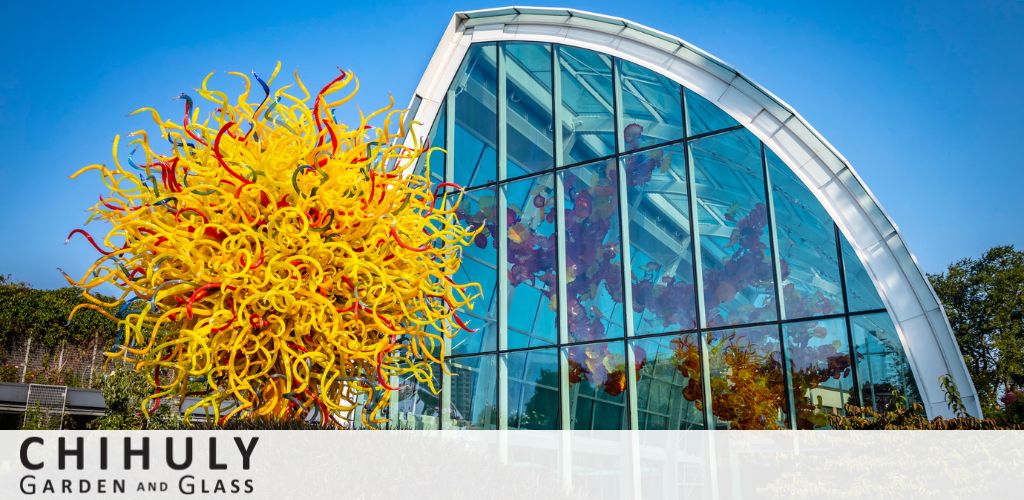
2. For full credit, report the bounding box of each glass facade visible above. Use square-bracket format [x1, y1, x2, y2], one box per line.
[396, 41, 922, 429]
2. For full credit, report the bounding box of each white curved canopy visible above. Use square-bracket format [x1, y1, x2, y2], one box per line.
[402, 6, 980, 418]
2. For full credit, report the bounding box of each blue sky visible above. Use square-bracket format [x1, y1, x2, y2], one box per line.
[0, 0, 1020, 289]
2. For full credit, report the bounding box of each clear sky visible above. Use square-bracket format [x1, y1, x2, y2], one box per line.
[1, 0, 1020, 289]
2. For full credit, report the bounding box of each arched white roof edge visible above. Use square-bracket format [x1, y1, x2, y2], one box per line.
[402, 6, 980, 418]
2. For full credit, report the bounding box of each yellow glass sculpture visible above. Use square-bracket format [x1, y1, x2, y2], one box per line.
[64, 64, 479, 428]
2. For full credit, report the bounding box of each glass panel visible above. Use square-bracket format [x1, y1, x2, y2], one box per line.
[445, 354, 498, 429]
[618, 59, 683, 151]
[559, 45, 615, 165]
[706, 325, 788, 429]
[413, 101, 445, 182]
[851, 313, 923, 412]
[841, 234, 886, 312]
[453, 43, 498, 187]
[623, 144, 698, 334]
[451, 187, 498, 354]
[784, 318, 854, 429]
[632, 335, 705, 429]
[506, 174, 558, 348]
[767, 148, 844, 319]
[562, 160, 625, 342]
[504, 42, 554, 178]
[565, 341, 629, 429]
[692, 130, 777, 327]
[505, 348, 560, 429]
[392, 362, 440, 430]
[684, 88, 738, 137]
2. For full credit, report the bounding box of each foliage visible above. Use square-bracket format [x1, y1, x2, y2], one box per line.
[0, 275, 114, 348]
[89, 366, 182, 430]
[928, 245, 1024, 416]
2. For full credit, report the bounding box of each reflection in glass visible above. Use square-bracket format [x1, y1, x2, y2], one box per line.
[565, 341, 629, 429]
[393, 362, 440, 430]
[562, 160, 624, 342]
[841, 234, 886, 312]
[692, 130, 777, 327]
[506, 174, 558, 348]
[559, 46, 615, 165]
[451, 187, 498, 354]
[505, 348, 559, 429]
[706, 325, 788, 429]
[684, 88, 738, 137]
[767, 148, 844, 319]
[505, 42, 554, 178]
[453, 43, 498, 187]
[851, 313, 923, 412]
[632, 335, 705, 429]
[623, 144, 698, 334]
[445, 355, 498, 429]
[414, 101, 445, 182]
[618, 59, 683, 151]
[784, 318, 854, 429]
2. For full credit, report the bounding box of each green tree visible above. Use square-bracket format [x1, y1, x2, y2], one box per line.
[89, 366, 182, 430]
[928, 245, 1024, 416]
[0, 275, 115, 348]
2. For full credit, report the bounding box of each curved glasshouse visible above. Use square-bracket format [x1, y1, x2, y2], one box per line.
[391, 7, 980, 429]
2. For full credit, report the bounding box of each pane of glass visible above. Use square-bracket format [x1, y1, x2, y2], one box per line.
[562, 160, 625, 342]
[623, 144, 698, 334]
[453, 43, 498, 187]
[632, 334, 705, 429]
[706, 325, 788, 429]
[767, 148, 844, 319]
[505, 42, 554, 178]
[392, 362, 440, 430]
[692, 130, 777, 327]
[414, 100, 445, 182]
[841, 234, 886, 312]
[684, 88, 738, 137]
[784, 318, 854, 429]
[618, 59, 683, 152]
[851, 313, 923, 412]
[506, 174, 558, 348]
[451, 187, 498, 354]
[559, 45, 615, 165]
[445, 354, 498, 429]
[565, 341, 629, 429]
[505, 348, 560, 429]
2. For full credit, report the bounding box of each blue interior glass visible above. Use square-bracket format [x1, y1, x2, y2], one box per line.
[505, 174, 558, 348]
[692, 129, 777, 327]
[622, 144, 698, 334]
[767, 147, 844, 319]
[685, 88, 739, 137]
[505, 348, 560, 429]
[618, 59, 683, 151]
[840, 234, 886, 312]
[451, 186, 498, 354]
[504, 42, 554, 178]
[559, 45, 616, 165]
[561, 159, 625, 342]
[453, 43, 498, 187]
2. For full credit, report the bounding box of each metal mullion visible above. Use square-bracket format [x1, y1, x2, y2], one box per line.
[553, 45, 571, 431]
[611, 56, 638, 430]
[681, 86, 713, 428]
[835, 223, 863, 408]
[445, 90, 455, 186]
[761, 141, 798, 429]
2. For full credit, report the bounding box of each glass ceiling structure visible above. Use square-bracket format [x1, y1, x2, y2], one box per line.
[386, 7, 979, 429]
